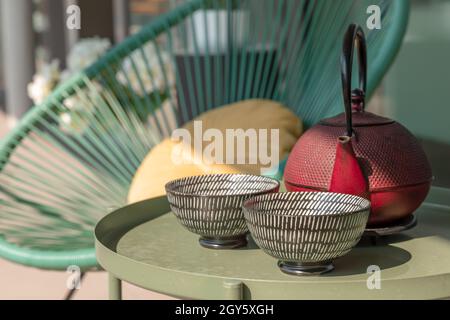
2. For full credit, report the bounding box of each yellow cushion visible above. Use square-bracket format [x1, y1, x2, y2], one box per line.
[127, 99, 302, 204]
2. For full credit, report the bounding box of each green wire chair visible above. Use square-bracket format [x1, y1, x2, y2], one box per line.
[0, 0, 409, 270]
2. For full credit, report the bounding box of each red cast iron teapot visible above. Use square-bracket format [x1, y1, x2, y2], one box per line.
[284, 24, 432, 226]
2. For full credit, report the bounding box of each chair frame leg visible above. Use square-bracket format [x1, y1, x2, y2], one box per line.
[64, 272, 86, 300]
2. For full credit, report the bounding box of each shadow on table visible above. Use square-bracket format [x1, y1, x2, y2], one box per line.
[322, 243, 412, 277]
[368, 213, 450, 245]
[235, 235, 260, 250]
[244, 234, 412, 278]
[375, 234, 415, 245]
[240, 243, 412, 298]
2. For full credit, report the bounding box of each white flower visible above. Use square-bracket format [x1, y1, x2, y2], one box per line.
[33, 11, 49, 33]
[58, 82, 104, 135]
[59, 94, 90, 134]
[59, 111, 90, 135]
[63, 95, 83, 111]
[59, 95, 92, 134]
[66, 37, 111, 72]
[59, 68, 72, 84]
[116, 42, 175, 96]
[27, 59, 60, 104]
[60, 112, 73, 125]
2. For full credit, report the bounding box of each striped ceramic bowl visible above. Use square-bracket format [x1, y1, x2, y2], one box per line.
[243, 192, 370, 275]
[165, 174, 280, 249]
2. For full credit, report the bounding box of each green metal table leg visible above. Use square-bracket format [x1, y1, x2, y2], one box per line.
[223, 280, 243, 300]
[109, 273, 122, 300]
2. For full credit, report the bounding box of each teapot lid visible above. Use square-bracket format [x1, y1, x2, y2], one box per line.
[320, 110, 394, 127]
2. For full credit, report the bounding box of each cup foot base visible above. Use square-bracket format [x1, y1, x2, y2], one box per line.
[199, 235, 247, 249]
[278, 261, 334, 276]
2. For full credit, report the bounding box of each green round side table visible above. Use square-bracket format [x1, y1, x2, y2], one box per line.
[95, 187, 450, 300]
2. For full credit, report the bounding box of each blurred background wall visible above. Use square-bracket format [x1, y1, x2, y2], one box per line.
[375, 0, 450, 187]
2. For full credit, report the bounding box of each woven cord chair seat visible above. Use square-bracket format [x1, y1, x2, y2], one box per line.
[0, 0, 409, 269]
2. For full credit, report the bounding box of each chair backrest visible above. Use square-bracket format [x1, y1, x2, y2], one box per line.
[0, 0, 409, 257]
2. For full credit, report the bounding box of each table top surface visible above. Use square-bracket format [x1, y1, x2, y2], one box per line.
[95, 187, 450, 299]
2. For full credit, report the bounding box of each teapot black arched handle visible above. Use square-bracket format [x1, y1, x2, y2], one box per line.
[341, 24, 367, 137]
